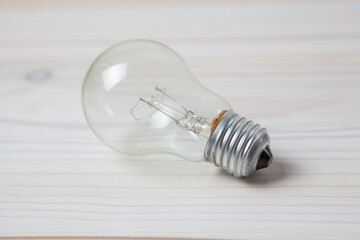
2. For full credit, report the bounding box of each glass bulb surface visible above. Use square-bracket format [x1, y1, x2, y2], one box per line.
[82, 40, 231, 161]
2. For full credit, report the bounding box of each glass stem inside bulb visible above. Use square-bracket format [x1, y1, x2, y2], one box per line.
[130, 87, 211, 139]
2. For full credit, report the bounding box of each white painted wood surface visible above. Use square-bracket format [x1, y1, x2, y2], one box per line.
[1, 1, 360, 239]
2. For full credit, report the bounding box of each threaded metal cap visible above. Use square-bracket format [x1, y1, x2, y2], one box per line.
[204, 110, 272, 177]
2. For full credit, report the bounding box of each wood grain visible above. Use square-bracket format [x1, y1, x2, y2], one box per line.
[1, 0, 360, 239]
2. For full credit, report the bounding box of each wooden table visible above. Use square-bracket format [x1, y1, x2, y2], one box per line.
[1, 1, 360, 239]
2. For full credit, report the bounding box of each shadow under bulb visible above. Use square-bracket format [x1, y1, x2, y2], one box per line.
[82, 39, 273, 178]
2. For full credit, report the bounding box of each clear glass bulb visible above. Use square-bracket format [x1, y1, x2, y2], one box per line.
[82, 39, 272, 177]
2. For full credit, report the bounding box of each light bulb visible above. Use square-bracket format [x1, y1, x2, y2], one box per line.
[82, 39, 272, 177]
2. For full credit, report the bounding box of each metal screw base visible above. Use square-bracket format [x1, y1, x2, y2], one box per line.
[204, 110, 272, 177]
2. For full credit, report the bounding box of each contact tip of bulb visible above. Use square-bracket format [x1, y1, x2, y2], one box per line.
[256, 146, 273, 170]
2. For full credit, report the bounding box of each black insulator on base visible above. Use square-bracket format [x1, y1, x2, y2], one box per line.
[256, 146, 273, 170]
